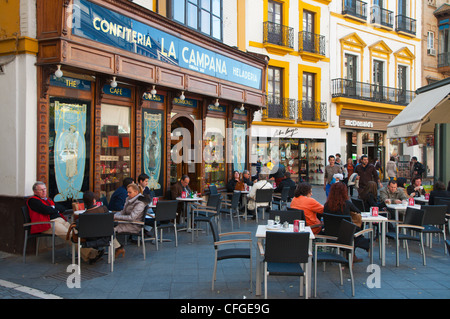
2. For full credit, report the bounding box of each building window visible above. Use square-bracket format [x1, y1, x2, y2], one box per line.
[169, 0, 223, 41]
[302, 72, 315, 121]
[267, 66, 283, 118]
[373, 60, 384, 99]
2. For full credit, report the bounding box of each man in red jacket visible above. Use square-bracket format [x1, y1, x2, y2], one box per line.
[26, 182, 101, 264]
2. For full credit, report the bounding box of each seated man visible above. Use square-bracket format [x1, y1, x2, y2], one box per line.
[137, 173, 152, 197]
[242, 170, 254, 187]
[406, 176, 426, 198]
[170, 175, 192, 223]
[274, 172, 296, 194]
[108, 177, 134, 212]
[26, 182, 101, 264]
[380, 180, 408, 205]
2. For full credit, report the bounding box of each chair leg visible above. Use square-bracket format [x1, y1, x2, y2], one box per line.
[174, 224, 178, 247]
[264, 262, 268, 299]
[349, 253, 355, 297]
[141, 229, 146, 260]
[314, 248, 318, 298]
[23, 232, 28, 263]
[212, 253, 218, 291]
[155, 225, 159, 251]
[420, 234, 426, 266]
[229, 209, 234, 231]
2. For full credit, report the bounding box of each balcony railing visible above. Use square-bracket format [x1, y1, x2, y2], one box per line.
[331, 78, 415, 106]
[298, 100, 327, 122]
[298, 31, 326, 56]
[438, 52, 450, 68]
[370, 6, 393, 29]
[395, 14, 416, 36]
[263, 21, 295, 49]
[264, 95, 296, 120]
[342, 0, 367, 21]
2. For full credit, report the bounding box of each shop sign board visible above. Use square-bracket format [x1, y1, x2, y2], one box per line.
[72, 0, 262, 90]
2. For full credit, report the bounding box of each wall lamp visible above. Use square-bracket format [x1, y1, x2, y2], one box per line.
[240, 104, 245, 111]
[179, 91, 185, 101]
[55, 65, 63, 78]
[214, 99, 220, 107]
[110, 76, 117, 88]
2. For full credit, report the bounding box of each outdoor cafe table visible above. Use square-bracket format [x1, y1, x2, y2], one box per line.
[386, 203, 421, 221]
[176, 196, 204, 232]
[361, 213, 388, 266]
[255, 224, 315, 298]
[413, 196, 429, 205]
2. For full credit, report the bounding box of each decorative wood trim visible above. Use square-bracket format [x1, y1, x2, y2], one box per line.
[93, 76, 107, 196]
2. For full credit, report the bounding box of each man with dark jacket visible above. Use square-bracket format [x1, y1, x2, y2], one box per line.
[274, 172, 296, 193]
[411, 156, 425, 180]
[108, 177, 135, 211]
[355, 155, 382, 198]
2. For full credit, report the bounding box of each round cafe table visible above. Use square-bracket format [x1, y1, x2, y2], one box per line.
[176, 196, 204, 232]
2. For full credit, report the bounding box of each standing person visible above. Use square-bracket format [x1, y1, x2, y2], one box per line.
[335, 153, 342, 166]
[374, 158, 382, 177]
[26, 182, 101, 264]
[290, 182, 324, 234]
[410, 156, 425, 180]
[343, 158, 355, 197]
[323, 155, 343, 197]
[385, 157, 397, 181]
[355, 155, 382, 198]
[108, 177, 135, 212]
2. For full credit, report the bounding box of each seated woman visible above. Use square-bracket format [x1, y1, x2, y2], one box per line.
[324, 182, 370, 262]
[358, 181, 382, 210]
[113, 183, 148, 258]
[406, 176, 426, 197]
[290, 182, 323, 234]
[429, 180, 450, 205]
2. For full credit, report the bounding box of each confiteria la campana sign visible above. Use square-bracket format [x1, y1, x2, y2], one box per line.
[72, 0, 262, 90]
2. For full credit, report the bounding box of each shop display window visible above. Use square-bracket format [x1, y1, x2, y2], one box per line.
[100, 104, 131, 200]
[204, 117, 226, 191]
[307, 141, 326, 185]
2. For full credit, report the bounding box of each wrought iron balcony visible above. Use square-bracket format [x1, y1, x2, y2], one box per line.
[263, 95, 296, 120]
[298, 31, 326, 56]
[263, 21, 295, 49]
[395, 15, 416, 36]
[298, 100, 327, 122]
[342, 0, 367, 21]
[370, 6, 393, 29]
[331, 78, 415, 106]
[438, 52, 450, 68]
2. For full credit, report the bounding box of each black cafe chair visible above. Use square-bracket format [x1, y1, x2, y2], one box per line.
[268, 209, 304, 224]
[420, 205, 448, 254]
[72, 212, 115, 273]
[152, 200, 179, 250]
[21, 206, 56, 264]
[261, 231, 310, 299]
[254, 188, 274, 221]
[351, 198, 366, 212]
[272, 187, 290, 211]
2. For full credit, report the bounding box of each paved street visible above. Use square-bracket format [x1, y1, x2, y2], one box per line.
[1, 186, 449, 302]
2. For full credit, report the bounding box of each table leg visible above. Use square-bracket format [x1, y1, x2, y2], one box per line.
[255, 238, 263, 296]
[381, 220, 386, 266]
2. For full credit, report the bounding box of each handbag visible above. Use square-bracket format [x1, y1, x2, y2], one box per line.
[350, 211, 362, 228]
[235, 180, 245, 191]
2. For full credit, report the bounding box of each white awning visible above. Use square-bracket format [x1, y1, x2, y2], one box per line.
[387, 83, 450, 139]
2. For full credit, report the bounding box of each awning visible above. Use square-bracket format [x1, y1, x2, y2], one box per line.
[387, 82, 450, 140]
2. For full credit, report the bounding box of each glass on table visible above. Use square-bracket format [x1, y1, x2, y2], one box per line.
[274, 215, 280, 225]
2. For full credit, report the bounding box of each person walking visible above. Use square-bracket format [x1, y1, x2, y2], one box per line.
[355, 155, 382, 198]
[323, 155, 343, 197]
[385, 157, 397, 181]
[343, 158, 355, 197]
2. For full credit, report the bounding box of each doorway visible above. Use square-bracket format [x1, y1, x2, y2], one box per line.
[170, 116, 201, 193]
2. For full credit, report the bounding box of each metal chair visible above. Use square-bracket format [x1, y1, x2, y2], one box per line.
[254, 188, 274, 221]
[272, 187, 290, 210]
[72, 212, 115, 273]
[219, 191, 241, 230]
[209, 217, 252, 292]
[115, 206, 148, 260]
[21, 206, 56, 264]
[351, 198, 366, 212]
[386, 207, 426, 267]
[420, 205, 448, 254]
[152, 200, 179, 250]
[191, 194, 222, 242]
[314, 219, 357, 297]
[261, 231, 310, 299]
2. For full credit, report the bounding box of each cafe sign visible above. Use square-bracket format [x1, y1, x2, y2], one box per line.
[344, 120, 374, 128]
[72, 0, 262, 90]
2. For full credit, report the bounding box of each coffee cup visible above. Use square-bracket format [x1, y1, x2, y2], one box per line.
[267, 219, 274, 227]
